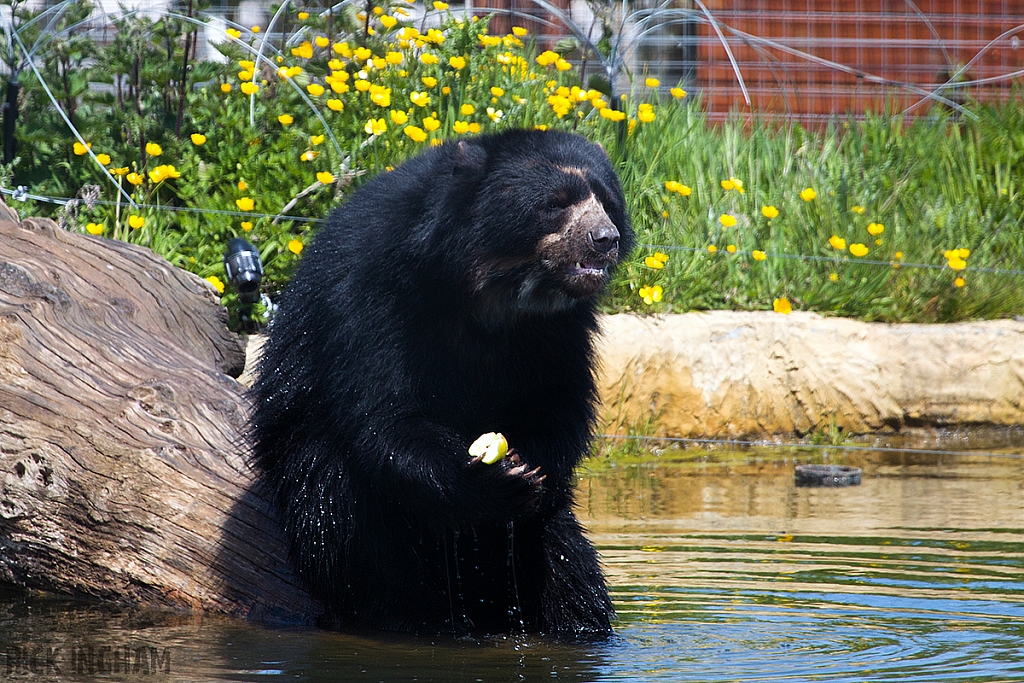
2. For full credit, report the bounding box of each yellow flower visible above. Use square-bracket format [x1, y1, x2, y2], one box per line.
[720, 177, 744, 193]
[288, 239, 304, 255]
[453, 120, 470, 134]
[895, 251, 903, 259]
[752, 250, 767, 261]
[954, 277, 966, 287]
[423, 116, 441, 131]
[719, 214, 737, 228]
[536, 50, 559, 66]
[278, 114, 294, 125]
[206, 275, 225, 293]
[128, 215, 145, 229]
[555, 58, 572, 71]
[310, 135, 325, 146]
[490, 86, 505, 97]
[957, 248, 970, 259]
[190, 133, 207, 146]
[638, 285, 663, 305]
[241, 221, 253, 231]
[664, 180, 692, 196]
[307, 83, 325, 96]
[148, 164, 180, 183]
[85, 222, 104, 235]
[126, 172, 144, 186]
[95, 153, 111, 165]
[111, 167, 129, 176]
[421, 76, 438, 88]
[644, 77, 660, 87]
[644, 256, 665, 269]
[317, 171, 335, 184]
[364, 118, 387, 135]
[773, 297, 792, 314]
[599, 108, 626, 121]
[333, 41, 353, 57]
[315, 36, 330, 48]
[238, 180, 247, 191]
[761, 205, 779, 219]
[238, 70, 254, 81]
[449, 55, 467, 70]
[670, 87, 687, 99]
[829, 235, 846, 250]
[145, 142, 164, 157]
[225, 28, 242, 39]
[512, 26, 528, 37]
[385, 51, 404, 66]
[468, 123, 482, 133]
[637, 104, 655, 123]
[800, 187, 817, 201]
[420, 52, 439, 65]
[409, 91, 430, 107]
[390, 110, 409, 125]
[947, 256, 967, 271]
[327, 99, 344, 111]
[292, 41, 314, 59]
[220, 83, 232, 92]
[380, 15, 398, 29]
[251, 26, 261, 33]
[867, 222, 884, 235]
[707, 245, 718, 253]
[726, 244, 737, 253]
[236, 197, 255, 211]
[486, 107, 503, 122]
[301, 150, 319, 162]
[849, 243, 869, 257]
[404, 125, 428, 142]
[460, 103, 476, 116]
[240, 82, 259, 95]
[433, 1, 449, 9]
[297, 11, 309, 20]
[851, 205, 866, 214]
[73, 141, 91, 155]
[370, 86, 391, 107]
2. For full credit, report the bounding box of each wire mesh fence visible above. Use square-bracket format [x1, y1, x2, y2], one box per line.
[467, 0, 1024, 122]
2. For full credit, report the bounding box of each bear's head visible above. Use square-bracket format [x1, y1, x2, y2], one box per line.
[439, 129, 633, 321]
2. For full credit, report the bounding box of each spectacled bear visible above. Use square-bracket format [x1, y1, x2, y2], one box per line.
[249, 129, 632, 638]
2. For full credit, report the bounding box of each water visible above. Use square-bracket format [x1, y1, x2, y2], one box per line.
[2, 445, 1023, 681]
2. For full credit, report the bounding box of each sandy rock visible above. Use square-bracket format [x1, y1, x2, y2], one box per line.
[596, 312, 1024, 438]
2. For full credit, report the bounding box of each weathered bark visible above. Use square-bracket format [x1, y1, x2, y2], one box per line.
[0, 205, 315, 622]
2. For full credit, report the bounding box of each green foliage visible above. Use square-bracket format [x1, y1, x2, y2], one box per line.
[3, 1, 1023, 324]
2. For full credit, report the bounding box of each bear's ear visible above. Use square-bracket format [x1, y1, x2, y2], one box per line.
[452, 140, 488, 180]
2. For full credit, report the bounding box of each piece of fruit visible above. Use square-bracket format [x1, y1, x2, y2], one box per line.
[468, 432, 508, 464]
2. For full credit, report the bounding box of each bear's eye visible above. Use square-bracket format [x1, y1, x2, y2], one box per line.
[545, 199, 564, 212]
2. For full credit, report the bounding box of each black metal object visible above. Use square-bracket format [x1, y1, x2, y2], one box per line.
[794, 464, 862, 487]
[223, 238, 263, 304]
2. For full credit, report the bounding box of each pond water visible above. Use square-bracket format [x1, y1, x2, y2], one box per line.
[2, 443, 1023, 682]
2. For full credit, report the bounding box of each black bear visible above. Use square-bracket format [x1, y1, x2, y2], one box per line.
[249, 129, 632, 638]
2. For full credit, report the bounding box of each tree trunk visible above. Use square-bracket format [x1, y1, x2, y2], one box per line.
[0, 204, 316, 623]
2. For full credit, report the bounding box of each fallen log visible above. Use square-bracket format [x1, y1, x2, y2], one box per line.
[0, 205, 315, 621]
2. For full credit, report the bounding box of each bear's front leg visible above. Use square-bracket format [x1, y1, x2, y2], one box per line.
[537, 506, 615, 637]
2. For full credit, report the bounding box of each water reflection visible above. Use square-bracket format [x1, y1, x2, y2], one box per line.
[588, 447, 1024, 681]
[2, 446, 1023, 681]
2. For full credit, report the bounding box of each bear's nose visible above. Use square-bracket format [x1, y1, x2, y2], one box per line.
[588, 222, 620, 255]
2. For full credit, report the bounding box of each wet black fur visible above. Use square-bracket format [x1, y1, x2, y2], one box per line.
[249, 129, 633, 638]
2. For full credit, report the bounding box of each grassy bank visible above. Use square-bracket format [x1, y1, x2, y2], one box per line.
[5, 2, 1023, 323]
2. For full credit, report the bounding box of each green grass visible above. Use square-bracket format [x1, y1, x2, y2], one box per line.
[603, 100, 1024, 322]
[5, 2, 1023, 324]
